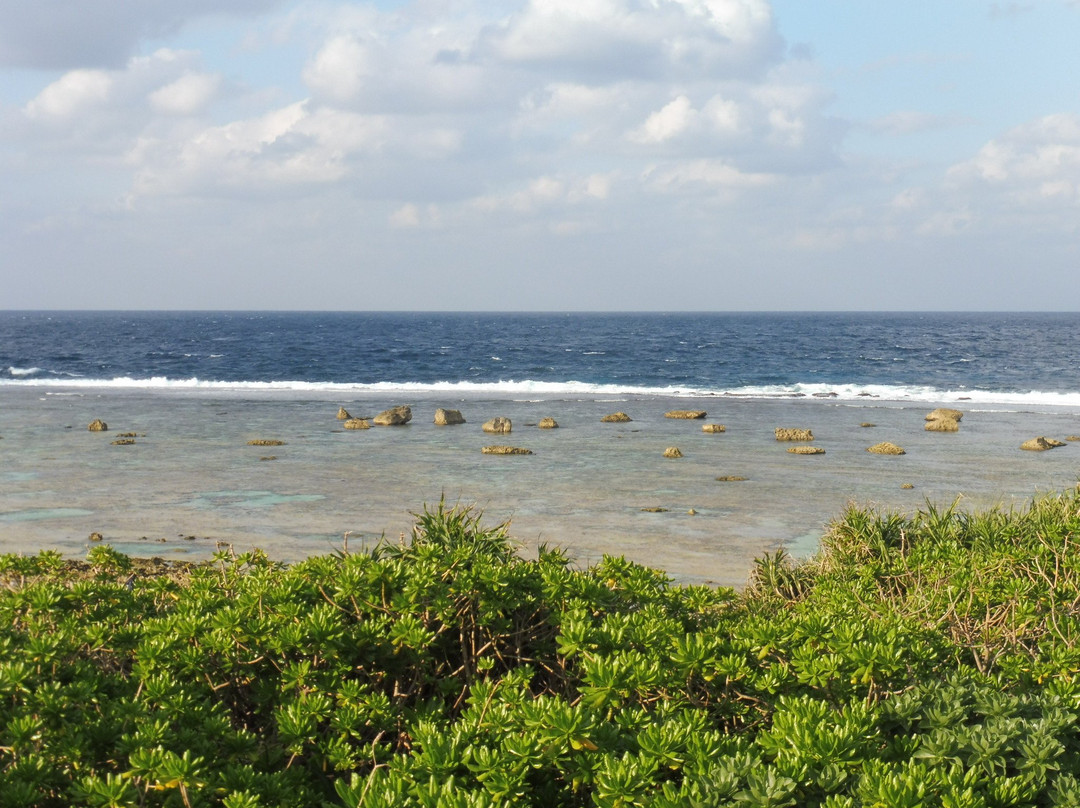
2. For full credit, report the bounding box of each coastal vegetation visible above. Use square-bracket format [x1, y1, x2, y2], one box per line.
[4, 490, 1080, 806]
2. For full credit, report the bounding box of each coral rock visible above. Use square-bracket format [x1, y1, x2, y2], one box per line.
[788, 446, 825, 455]
[665, 410, 707, 419]
[702, 424, 726, 433]
[867, 442, 906, 455]
[374, 405, 412, 426]
[482, 417, 512, 434]
[926, 408, 964, 422]
[1021, 437, 1066, 451]
[538, 417, 559, 429]
[336, 407, 351, 420]
[925, 419, 959, 432]
[663, 447, 683, 458]
[481, 445, 532, 455]
[88, 419, 108, 432]
[343, 419, 371, 430]
[434, 408, 466, 426]
[601, 412, 632, 423]
[775, 428, 813, 442]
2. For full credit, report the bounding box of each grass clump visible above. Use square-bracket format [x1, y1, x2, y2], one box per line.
[3, 493, 1080, 806]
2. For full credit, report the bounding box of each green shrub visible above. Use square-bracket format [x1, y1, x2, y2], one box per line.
[3, 493, 1080, 805]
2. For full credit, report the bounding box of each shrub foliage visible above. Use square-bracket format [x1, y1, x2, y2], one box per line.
[3, 492, 1080, 806]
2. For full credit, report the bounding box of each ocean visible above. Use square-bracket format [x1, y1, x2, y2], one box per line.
[2, 311, 1079, 586]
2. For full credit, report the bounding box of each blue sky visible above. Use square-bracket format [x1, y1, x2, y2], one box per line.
[1, 0, 1078, 310]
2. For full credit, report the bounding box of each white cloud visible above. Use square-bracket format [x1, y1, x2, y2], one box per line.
[149, 73, 221, 116]
[128, 99, 464, 198]
[642, 159, 775, 192]
[470, 172, 615, 215]
[24, 70, 113, 120]
[631, 95, 697, 143]
[946, 114, 1080, 205]
[485, 0, 782, 82]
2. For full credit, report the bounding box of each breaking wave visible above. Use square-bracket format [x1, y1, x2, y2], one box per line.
[4, 375, 1080, 408]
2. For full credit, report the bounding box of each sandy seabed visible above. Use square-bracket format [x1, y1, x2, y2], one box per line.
[2, 387, 1079, 588]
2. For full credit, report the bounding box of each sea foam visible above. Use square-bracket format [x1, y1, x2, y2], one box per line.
[6, 375, 1080, 409]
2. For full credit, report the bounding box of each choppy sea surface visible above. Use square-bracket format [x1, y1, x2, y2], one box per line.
[2, 311, 1079, 586]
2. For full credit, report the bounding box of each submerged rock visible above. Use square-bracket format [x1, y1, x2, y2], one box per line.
[663, 447, 683, 458]
[434, 408, 466, 426]
[538, 417, 559, 429]
[247, 439, 285, 446]
[640, 507, 668, 513]
[374, 405, 412, 426]
[665, 410, 707, 420]
[343, 419, 371, 430]
[481, 445, 532, 455]
[867, 442, 906, 455]
[788, 446, 826, 455]
[901, 483, 915, 489]
[1021, 437, 1067, 451]
[702, 424, 726, 433]
[482, 416, 512, 434]
[775, 428, 813, 442]
[111, 438, 136, 446]
[715, 476, 747, 482]
[88, 419, 108, 432]
[860, 423, 876, 428]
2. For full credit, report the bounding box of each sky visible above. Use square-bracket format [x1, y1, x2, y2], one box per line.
[1, 0, 1078, 311]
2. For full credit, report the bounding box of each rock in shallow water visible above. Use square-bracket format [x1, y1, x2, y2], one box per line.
[665, 410, 706, 419]
[481, 445, 532, 455]
[775, 428, 813, 442]
[601, 412, 632, 423]
[434, 408, 466, 426]
[926, 408, 964, 422]
[1021, 437, 1066, 451]
[867, 442, 906, 455]
[663, 447, 683, 458]
[88, 419, 108, 432]
[702, 424, 726, 433]
[925, 419, 960, 432]
[374, 405, 412, 426]
[482, 416, 512, 434]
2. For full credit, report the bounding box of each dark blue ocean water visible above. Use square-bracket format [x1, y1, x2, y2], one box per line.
[2, 311, 1079, 402]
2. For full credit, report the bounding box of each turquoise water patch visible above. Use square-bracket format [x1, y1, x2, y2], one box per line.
[1, 472, 39, 482]
[0, 507, 94, 522]
[786, 530, 824, 559]
[188, 490, 324, 510]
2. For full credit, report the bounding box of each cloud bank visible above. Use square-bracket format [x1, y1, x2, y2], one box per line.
[2, 0, 1078, 309]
